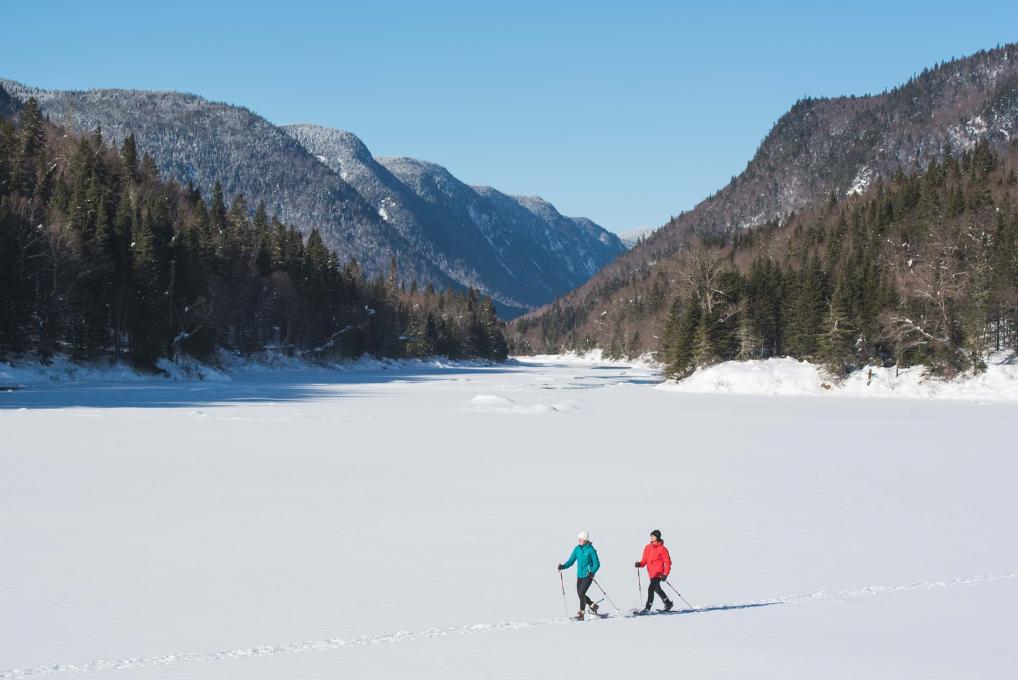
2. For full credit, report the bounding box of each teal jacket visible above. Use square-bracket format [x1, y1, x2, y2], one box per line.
[561, 543, 600, 578]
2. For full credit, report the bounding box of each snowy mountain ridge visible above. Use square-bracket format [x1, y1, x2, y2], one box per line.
[617, 226, 658, 248]
[0, 80, 624, 318]
[284, 123, 624, 314]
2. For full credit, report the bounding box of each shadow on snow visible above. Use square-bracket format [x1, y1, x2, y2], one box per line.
[662, 601, 780, 616]
[0, 362, 546, 410]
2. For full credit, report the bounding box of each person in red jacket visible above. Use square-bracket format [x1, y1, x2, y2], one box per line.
[634, 529, 673, 612]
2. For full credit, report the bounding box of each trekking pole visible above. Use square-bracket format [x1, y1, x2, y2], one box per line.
[663, 580, 695, 610]
[636, 568, 643, 607]
[591, 577, 620, 612]
[559, 571, 568, 617]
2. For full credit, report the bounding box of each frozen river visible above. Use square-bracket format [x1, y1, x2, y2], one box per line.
[2, 356, 1015, 679]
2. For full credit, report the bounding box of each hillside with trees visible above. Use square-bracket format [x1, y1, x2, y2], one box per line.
[0, 79, 623, 319]
[0, 96, 507, 369]
[510, 44, 1018, 378]
[512, 139, 1018, 378]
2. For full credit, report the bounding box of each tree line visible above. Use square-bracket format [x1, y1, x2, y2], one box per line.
[513, 139, 1018, 379]
[659, 140, 1018, 378]
[0, 97, 507, 368]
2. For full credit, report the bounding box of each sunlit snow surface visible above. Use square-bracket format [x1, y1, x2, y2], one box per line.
[1, 356, 1015, 679]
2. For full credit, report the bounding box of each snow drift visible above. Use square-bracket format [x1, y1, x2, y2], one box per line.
[659, 352, 1018, 402]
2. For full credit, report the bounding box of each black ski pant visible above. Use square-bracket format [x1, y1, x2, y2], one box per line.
[576, 574, 595, 610]
[647, 577, 669, 606]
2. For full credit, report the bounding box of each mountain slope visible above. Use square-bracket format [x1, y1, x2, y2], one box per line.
[0, 100, 507, 365]
[0, 81, 623, 317]
[0, 80, 428, 282]
[511, 43, 1018, 354]
[657, 44, 1018, 249]
[283, 124, 624, 314]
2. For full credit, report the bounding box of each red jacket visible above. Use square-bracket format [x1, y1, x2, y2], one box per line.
[637, 541, 672, 579]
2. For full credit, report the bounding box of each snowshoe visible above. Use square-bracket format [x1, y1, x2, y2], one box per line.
[572, 610, 585, 621]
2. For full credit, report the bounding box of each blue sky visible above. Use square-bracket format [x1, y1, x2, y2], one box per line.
[4, 1, 1017, 232]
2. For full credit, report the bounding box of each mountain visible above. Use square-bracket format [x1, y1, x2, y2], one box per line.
[511, 43, 1018, 357]
[0, 80, 415, 277]
[282, 124, 624, 315]
[0, 99, 508, 366]
[654, 44, 1018, 250]
[0, 80, 623, 318]
[617, 226, 658, 249]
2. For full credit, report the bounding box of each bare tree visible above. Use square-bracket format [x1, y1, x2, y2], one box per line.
[881, 216, 992, 374]
[680, 245, 730, 317]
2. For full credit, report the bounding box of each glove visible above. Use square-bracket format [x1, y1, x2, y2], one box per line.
[634, 562, 641, 568]
[557, 564, 564, 571]
[660, 574, 667, 582]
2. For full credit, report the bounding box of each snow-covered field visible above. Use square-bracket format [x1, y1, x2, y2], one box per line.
[2, 356, 1016, 679]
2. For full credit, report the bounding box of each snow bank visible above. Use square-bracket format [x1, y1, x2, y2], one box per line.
[524, 349, 660, 370]
[659, 352, 1018, 402]
[0, 355, 162, 387]
[218, 350, 497, 375]
[0, 351, 499, 386]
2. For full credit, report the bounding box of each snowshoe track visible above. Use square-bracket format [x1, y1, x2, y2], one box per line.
[3, 572, 1014, 678]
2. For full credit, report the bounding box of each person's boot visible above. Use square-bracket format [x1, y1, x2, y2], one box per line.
[588, 601, 599, 614]
[575, 610, 585, 620]
[663, 599, 674, 612]
[642, 603, 652, 613]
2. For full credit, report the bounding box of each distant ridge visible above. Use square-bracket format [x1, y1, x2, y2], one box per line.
[617, 226, 658, 249]
[284, 124, 623, 315]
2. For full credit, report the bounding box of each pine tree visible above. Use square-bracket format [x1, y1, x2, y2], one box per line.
[10, 97, 46, 195]
[666, 295, 701, 378]
[735, 310, 759, 361]
[477, 297, 507, 360]
[659, 298, 683, 361]
[817, 286, 856, 377]
[210, 181, 227, 230]
[120, 133, 138, 182]
[786, 255, 827, 358]
[129, 208, 166, 367]
[0, 116, 12, 193]
[693, 311, 719, 368]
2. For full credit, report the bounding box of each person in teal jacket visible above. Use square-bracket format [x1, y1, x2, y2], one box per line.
[557, 531, 601, 619]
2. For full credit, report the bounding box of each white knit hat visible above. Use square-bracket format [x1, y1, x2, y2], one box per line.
[577, 531, 589, 541]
